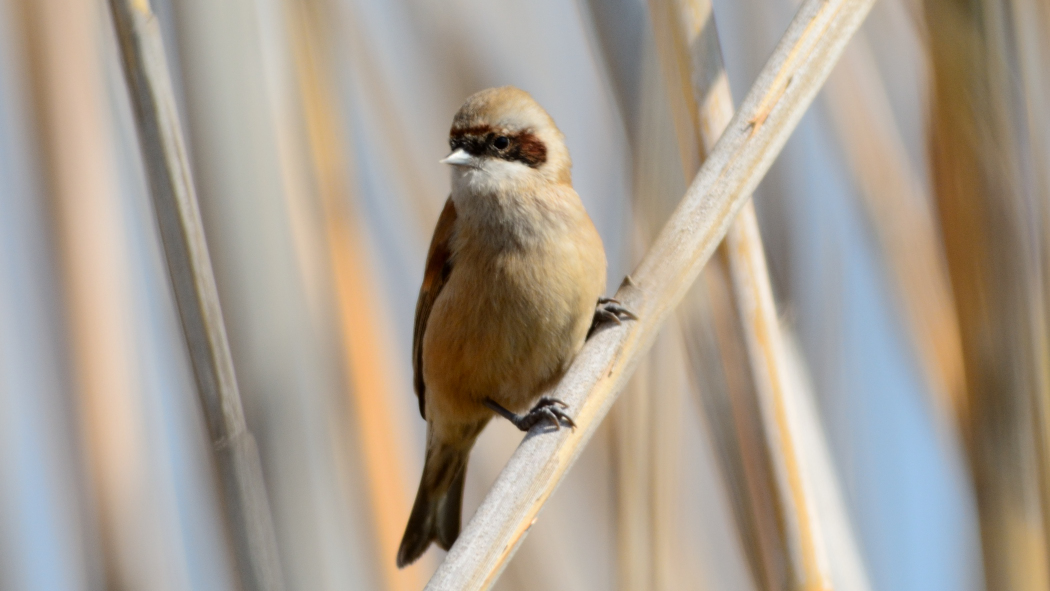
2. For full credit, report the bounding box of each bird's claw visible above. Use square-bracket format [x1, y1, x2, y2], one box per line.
[485, 396, 576, 432]
[518, 397, 576, 431]
[589, 297, 638, 337]
[535, 395, 568, 409]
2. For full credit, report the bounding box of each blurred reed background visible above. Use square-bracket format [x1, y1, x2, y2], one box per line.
[0, 0, 1047, 589]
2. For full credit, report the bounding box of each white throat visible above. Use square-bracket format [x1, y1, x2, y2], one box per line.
[447, 157, 564, 250]
[449, 157, 534, 200]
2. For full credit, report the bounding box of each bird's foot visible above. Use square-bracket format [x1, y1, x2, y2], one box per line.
[588, 297, 638, 338]
[485, 396, 576, 432]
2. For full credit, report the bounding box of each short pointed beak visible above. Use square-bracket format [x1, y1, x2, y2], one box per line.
[440, 148, 473, 167]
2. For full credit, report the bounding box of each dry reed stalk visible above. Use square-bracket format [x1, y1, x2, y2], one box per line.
[724, 208, 833, 591]
[923, 0, 1050, 586]
[614, 332, 690, 590]
[582, 5, 779, 587]
[647, 329, 690, 590]
[169, 0, 397, 586]
[0, 3, 104, 587]
[775, 334, 873, 591]
[424, 0, 877, 584]
[822, 31, 967, 428]
[1008, 0, 1050, 570]
[690, 258, 790, 590]
[283, 1, 429, 589]
[649, 0, 836, 587]
[19, 0, 153, 588]
[107, 2, 284, 589]
[610, 41, 696, 590]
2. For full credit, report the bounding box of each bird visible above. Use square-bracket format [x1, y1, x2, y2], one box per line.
[396, 86, 633, 567]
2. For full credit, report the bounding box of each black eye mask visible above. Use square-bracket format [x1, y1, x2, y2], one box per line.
[449, 126, 547, 168]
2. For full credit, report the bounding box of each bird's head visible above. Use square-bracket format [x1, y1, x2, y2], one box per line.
[442, 86, 571, 195]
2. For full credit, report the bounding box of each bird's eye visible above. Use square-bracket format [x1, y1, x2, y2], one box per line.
[493, 136, 510, 150]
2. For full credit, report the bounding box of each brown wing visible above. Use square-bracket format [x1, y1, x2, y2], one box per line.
[412, 197, 457, 418]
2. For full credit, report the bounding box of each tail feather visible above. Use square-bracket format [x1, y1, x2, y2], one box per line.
[397, 442, 470, 567]
[436, 466, 466, 549]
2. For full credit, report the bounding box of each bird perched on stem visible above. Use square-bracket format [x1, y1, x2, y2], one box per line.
[396, 86, 633, 567]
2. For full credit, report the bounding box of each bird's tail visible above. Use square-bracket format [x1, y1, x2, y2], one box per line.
[396, 438, 470, 567]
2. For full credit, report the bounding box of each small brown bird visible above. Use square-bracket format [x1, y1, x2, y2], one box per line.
[396, 86, 632, 567]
